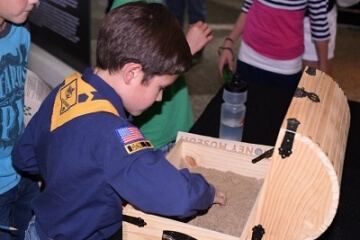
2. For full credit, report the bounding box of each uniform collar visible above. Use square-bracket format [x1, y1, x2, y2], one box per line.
[81, 68, 129, 120]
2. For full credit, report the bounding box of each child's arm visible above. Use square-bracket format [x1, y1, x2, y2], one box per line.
[185, 21, 213, 55]
[314, 39, 330, 74]
[218, 12, 247, 75]
[11, 114, 40, 175]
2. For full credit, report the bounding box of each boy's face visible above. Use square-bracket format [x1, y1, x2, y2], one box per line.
[123, 74, 178, 116]
[0, 0, 39, 25]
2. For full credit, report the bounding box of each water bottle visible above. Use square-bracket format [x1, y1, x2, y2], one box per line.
[219, 74, 247, 141]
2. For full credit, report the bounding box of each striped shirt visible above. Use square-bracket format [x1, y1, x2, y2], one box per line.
[242, 0, 330, 40]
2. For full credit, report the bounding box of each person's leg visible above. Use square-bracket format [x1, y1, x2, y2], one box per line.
[236, 60, 301, 90]
[166, 0, 186, 27]
[11, 176, 40, 240]
[106, 0, 115, 13]
[0, 187, 16, 240]
[187, 0, 206, 24]
[236, 60, 302, 145]
[154, 0, 167, 7]
[24, 216, 41, 240]
[159, 141, 176, 156]
[186, 0, 206, 64]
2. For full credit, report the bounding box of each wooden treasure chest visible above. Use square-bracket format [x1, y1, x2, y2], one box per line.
[122, 67, 350, 239]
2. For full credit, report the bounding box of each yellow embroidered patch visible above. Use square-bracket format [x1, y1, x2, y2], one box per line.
[50, 72, 120, 131]
[125, 140, 154, 154]
[60, 78, 77, 114]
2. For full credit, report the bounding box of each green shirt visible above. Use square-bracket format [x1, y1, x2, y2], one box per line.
[132, 76, 194, 149]
[111, 0, 155, 11]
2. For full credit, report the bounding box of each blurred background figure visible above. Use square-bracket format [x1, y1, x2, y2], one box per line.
[302, 0, 336, 74]
[218, 0, 330, 91]
[166, 0, 206, 28]
[302, 0, 360, 74]
[166, 0, 206, 63]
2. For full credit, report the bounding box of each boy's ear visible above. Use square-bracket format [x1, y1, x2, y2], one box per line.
[122, 62, 143, 84]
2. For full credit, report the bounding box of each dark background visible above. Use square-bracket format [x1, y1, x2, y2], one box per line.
[28, 1, 90, 72]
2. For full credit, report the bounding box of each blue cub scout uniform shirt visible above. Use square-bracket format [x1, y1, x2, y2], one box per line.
[12, 68, 215, 239]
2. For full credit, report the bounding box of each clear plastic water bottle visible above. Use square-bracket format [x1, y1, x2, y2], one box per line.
[219, 74, 247, 141]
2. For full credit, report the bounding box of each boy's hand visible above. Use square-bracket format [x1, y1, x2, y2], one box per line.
[213, 190, 226, 206]
[186, 21, 213, 55]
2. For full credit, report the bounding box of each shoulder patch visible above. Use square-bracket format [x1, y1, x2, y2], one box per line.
[51, 72, 119, 131]
[116, 126, 154, 154]
[125, 140, 153, 154]
[116, 126, 145, 144]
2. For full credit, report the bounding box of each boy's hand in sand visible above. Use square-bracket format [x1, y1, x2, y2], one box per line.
[213, 190, 226, 206]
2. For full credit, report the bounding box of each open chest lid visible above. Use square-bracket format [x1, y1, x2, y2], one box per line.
[172, 67, 350, 240]
[239, 67, 350, 239]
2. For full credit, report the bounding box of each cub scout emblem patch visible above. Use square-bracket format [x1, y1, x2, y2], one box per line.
[60, 79, 77, 114]
[116, 126, 153, 154]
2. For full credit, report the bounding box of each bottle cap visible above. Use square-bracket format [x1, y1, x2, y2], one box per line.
[224, 74, 247, 93]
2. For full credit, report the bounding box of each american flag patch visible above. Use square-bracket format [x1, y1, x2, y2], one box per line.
[116, 126, 145, 144]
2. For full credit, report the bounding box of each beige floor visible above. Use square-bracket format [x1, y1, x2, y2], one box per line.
[331, 25, 360, 102]
[91, 0, 360, 120]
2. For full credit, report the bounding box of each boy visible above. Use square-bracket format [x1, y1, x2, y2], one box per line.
[0, 1, 40, 239]
[110, 0, 213, 156]
[12, 2, 226, 239]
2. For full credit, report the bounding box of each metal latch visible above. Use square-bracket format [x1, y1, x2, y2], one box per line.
[252, 225, 265, 240]
[252, 148, 274, 164]
[162, 230, 197, 240]
[122, 214, 147, 227]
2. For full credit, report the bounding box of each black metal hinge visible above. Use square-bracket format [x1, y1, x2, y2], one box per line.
[278, 118, 300, 158]
[294, 87, 320, 102]
[305, 66, 316, 76]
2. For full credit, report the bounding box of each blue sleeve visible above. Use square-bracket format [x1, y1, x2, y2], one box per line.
[104, 125, 215, 218]
[11, 113, 40, 174]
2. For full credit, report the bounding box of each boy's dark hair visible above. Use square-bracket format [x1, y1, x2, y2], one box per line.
[96, 1, 192, 81]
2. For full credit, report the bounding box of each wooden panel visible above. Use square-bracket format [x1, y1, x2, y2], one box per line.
[123, 206, 238, 240]
[167, 140, 270, 180]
